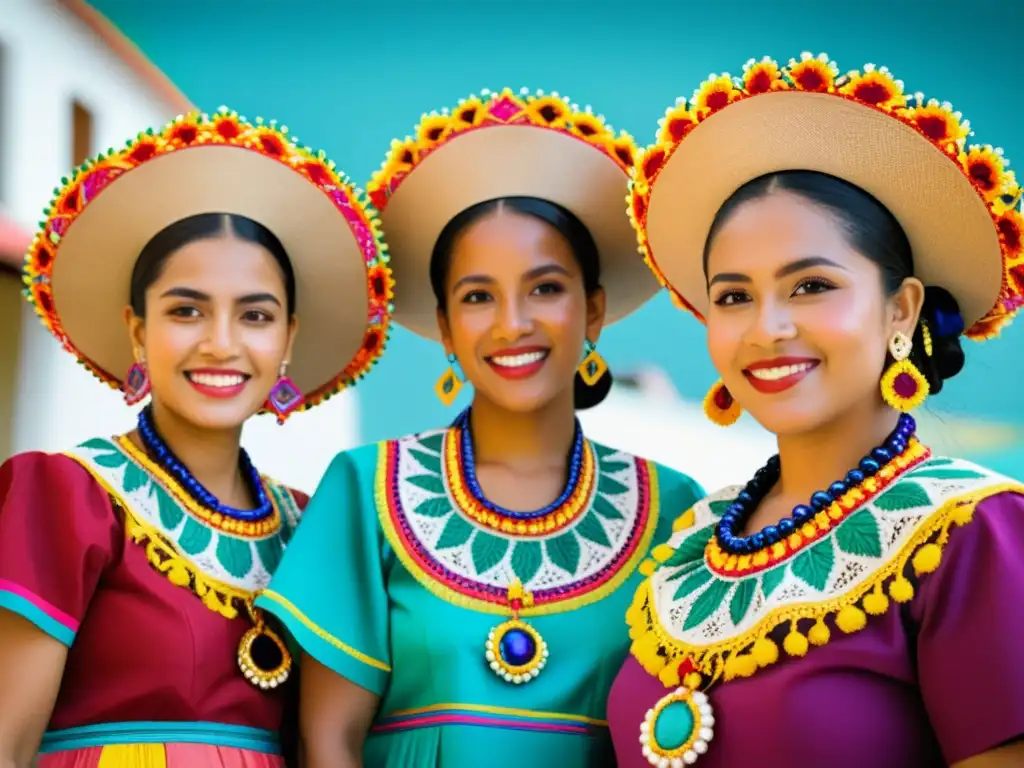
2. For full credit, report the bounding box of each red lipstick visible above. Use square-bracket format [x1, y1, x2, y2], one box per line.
[185, 369, 250, 399]
[485, 347, 550, 381]
[743, 357, 820, 395]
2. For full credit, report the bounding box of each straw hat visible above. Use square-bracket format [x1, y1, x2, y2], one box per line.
[23, 108, 394, 415]
[366, 88, 660, 340]
[630, 53, 1023, 341]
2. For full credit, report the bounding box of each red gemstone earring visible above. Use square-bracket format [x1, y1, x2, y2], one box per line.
[265, 362, 304, 424]
[880, 331, 929, 412]
[123, 353, 151, 405]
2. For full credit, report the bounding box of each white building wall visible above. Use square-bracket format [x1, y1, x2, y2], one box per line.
[0, 0, 360, 495]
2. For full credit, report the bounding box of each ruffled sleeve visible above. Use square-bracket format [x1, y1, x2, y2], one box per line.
[0, 451, 120, 646]
[912, 489, 1024, 763]
[255, 449, 391, 695]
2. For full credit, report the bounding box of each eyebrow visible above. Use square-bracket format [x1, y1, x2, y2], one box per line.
[451, 263, 572, 292]
[708, 256, 848, 287]
[159, 286, 282, 307]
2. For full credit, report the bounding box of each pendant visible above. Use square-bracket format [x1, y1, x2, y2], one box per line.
[238, 600, 292, 690]
[640, 687, 715, 766]
[484, 579, 548, 684]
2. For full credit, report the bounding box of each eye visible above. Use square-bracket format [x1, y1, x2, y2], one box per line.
[531, 281, 564, 296]
[461, 290, 492, 305]
[792, 277, 836, 296]
[168, 305, 200, 318]
[242, 309, 274, 323]
[712, 289, 750, 307]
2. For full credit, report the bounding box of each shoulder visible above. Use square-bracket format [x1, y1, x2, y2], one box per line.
[2, 446, 110, 499]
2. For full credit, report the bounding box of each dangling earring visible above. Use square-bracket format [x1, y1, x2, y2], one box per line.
[435, 353, 463, 407]
[880, 330, 929, 412]
[123, 352, 151, 405]
[703, 380, 741, 426]
[237, 599, 292, 690]
[265, 361, 304, 424]
[577, 339, 608, 386]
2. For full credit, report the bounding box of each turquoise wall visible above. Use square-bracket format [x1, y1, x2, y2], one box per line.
[89, 0, 1024, 445]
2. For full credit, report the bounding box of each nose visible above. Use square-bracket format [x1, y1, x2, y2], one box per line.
[197, 312, 241, 360]
[493, 295, 533, 342]
[743, 296, 797, 348]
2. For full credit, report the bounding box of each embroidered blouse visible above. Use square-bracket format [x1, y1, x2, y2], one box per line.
[256, 427, 705, 768]
[0, 436, 305, 758]
[606, 455, 1024, 767]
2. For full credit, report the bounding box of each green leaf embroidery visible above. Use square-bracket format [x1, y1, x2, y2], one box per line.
[906, 468, 985, 480]
[546, 531, 581, 574]
[575, 510, 611, 548]
[178, 518, 213, 555]
[406, 474, 447, 495]
[255, 535, 284, 573]
[592, 443, 618, 463]
[93, 450, 127, 468]
[80, 437, 116, 453]
[683, 578, 731, 630]
[470, 531, 510, 574]
[835, 509, 882, 557]
[599, 460, 631, 474]
[409, 449, 442, 476]
[708, 500, 733, 518]
[662, 524, 716, 568]
[760, 564, 787, 599]
[511, 541, 543, 584]
[155, 488, 184, 529]
[874, 481, 930, 511]
[435, 513, 473, 550]
[216, 535, 254, 579]
[674, 566, 713, 601]
[791, 538, 835, 591]
[414, 497, 452, 518]
[664, 559, 705, 583]
[418, 433, 444, 454]
[122, 462, 150, 493]
[729, 579, 757, 626]
[598, 475, 629, 496]
[592, 495, 624, 520]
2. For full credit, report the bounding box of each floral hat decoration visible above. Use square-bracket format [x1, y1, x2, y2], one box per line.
[629, 53, 1023, 341]
[23, 108, 394, 420]
[367, 88, 660, 339]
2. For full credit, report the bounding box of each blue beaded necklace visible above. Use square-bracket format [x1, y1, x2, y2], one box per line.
[137, 405, 273, 522]
[452, 407, 587, 521]
[716, 414, 917, 555]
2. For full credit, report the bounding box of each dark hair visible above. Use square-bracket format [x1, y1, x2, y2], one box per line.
[703, 171, 965, 394]
[429, 196, 611, 409]
[129, 212, 297, 317]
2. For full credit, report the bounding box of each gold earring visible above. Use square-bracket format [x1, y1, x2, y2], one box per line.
[435, 353, 463, 407]
[237, 600, 292, 690]
[880, 331, 929, 412]
[703, 380, 741, 426]
[577, 339, 607, 386]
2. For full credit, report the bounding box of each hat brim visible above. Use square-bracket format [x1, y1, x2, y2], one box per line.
[47, 143, 377, 398]
[644, 90, 1003, 328]
[380, 123, 659, 340]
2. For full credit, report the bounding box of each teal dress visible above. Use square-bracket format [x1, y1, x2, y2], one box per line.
[256, 425, 703, 767]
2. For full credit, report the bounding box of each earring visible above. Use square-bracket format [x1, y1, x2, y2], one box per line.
[123, 353, 151, 405]
[265, 362, 304, 424]
[880, 331, 929, 412]
[577, 339, 608, 386]
[237, 600, 292, 690]
[435, 353, 464, 407]
[703, 380, 741, 426]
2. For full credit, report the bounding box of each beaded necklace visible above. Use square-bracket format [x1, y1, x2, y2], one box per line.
[137, 405, 273, 523]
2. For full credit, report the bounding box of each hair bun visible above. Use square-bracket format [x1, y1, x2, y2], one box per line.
[916, 286, 965, 393]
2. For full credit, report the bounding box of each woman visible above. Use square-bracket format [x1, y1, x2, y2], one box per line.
[255, 88, 705, 767]
[609, 54, 1024, 766]
[0, 110, 393, 767]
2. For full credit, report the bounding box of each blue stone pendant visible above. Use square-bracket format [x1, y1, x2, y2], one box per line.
[485, 619, 548, 684]
[640, 687, 715, 766]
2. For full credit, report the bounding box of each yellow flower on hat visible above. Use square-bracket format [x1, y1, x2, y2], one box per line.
[570, 110, 611, 141]
[964, 145, 1013, 203]
[525, 93, 571, 128]
[416, 114, 453, 150]
[656, 102, 698, 145]
[692, 74, 740, 116]
[452, 96, 488, 129]
[909, 99, 970, 152]
[787, 52, 838, 92]
[839, 64, 906, 110]
[742, 57, 785, 94]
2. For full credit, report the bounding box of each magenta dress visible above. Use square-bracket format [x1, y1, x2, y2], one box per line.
[607, 453, 1024, 767]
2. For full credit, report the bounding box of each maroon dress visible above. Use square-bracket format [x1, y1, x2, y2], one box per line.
[607, 455, 1024, 767]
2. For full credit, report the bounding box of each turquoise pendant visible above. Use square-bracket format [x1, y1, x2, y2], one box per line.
[640, 687, 715, 766]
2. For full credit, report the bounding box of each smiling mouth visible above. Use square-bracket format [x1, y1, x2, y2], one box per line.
[745, 362, 817, 382]
[185, 371, 251, 388]
[742, 358, 820, 395]
[484, 349, 550, 380]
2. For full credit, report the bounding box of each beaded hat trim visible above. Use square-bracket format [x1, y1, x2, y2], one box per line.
[629, 53, 1024, 340]
[24, 108, 394, 414]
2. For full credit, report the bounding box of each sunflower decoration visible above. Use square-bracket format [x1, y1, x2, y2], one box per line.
[452, 96, 488, 129]
[570, 108, 612, 142]
[629, 52, 1024, 343]
[416, 113, 453, 151]
[524, 92, 572, 128]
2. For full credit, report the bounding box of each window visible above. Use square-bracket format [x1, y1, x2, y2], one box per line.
[71, 99, 93, 167]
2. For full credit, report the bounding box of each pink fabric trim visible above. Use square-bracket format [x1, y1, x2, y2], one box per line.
[37, 747, 103, 768]
[165, 744, 285, 767]
[0, 578, 79, 631]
